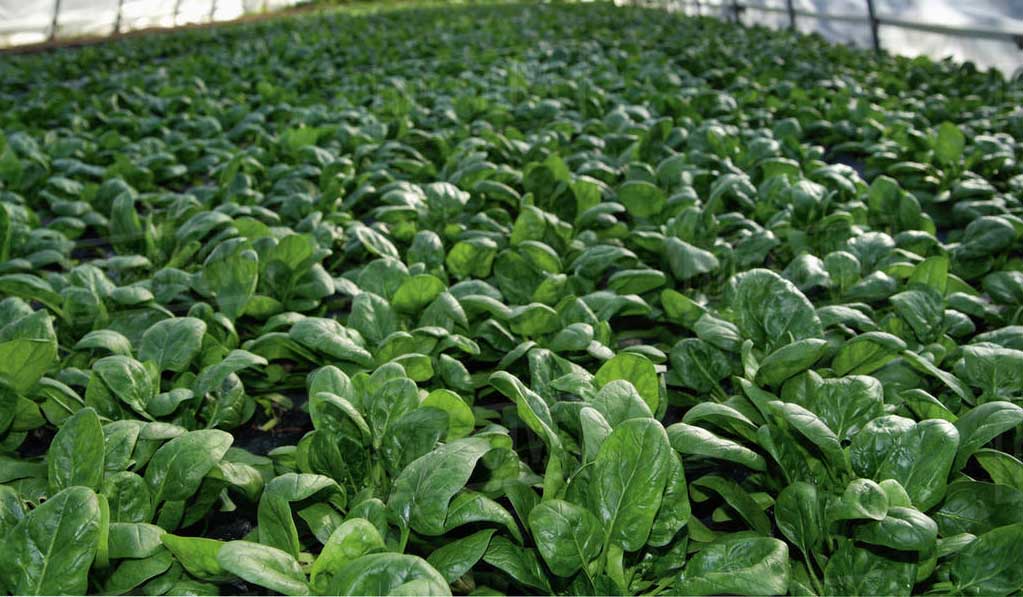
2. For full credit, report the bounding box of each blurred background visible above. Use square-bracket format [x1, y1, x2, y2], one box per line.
[2, 0, 1022, 77]
[0, 0, 302, 47]
[639, 0, 1023, 77]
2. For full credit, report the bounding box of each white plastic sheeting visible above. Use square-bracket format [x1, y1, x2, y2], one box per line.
[2, 0, 1022, 76]
[0, 0, 301, 47]
[632, 0, 1023, 76]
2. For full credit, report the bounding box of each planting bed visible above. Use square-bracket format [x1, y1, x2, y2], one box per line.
[1, 2, 1022, 595]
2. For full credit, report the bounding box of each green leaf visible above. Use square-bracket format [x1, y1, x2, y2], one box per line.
[875, 419, 959, 511]
[310, 518, 386, 593]
[594, 352, 659, 413]
[755, 339, 828, 387]
[589, 418, 673, 551]
[108, 523, 166, 559]
[160, 535, 230, 581]
[769, 400, 848, 474]
[0, 486, 102, 595]
[93, 355, 157, 420]
[48, 406, 104, 493]
[193, 349, 267, 396]
[823, 539, 915, 596]
[388, 435, 502, 535]
[618, 180, 666, 218]
[203, 242, 259, 320]
[666, 237, 719, 281]
[216, 541, 308, 596]
[589, 379, 653, 426]
[669, 338, 732, 393]
[675, 535, 790, 596]
[934, 481, 1023, 536]
[691, 474, 772, 535]
[289, 318, 373, 367]
[99, 549, 174, 595]
[667, 422, 766, 471]
[392, 274, 446, 314]
[953, 401, 1023, 471]
[421, 389, 474, 441]
[828, 478, 889, 523]
[427, 528, 495, 584]
[955, 345, 1023, 402]
[74, 329, 133, 356]
[138, 317, 207, 373]
[935, 121, 965, 165]
[800, 374, 885, 441]
[528, 499, 603, 577]
[974, 449, 1023, 490]
[144, 429, 233, 505]
[775, 482, 823, 562]
[853, 506, 937, 552]
[258, 473, 339, 557]
[730, 268, 822, 352]
[483, 536, 552, 593]
[951, 523, 1023, 595]
[890, 287, 944, 343]
[326, 553, 451, 596]
[0, 310, 58, 394]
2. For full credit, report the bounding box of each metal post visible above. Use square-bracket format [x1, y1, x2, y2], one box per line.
[785, 0, 796, 30]
[693, 0, 700, 17]
[173, 0, 182, 25]
[865, 0, 881, 53]
[209, 0, 218, 22]
[49, 0, 62, 40]
[731, 0, 740, 23]
[114, 0, 124, 33]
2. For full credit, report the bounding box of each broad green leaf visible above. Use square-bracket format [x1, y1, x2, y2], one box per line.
[310, 518, 386, 593]
[427, 528, 495, 584]
[0, 310, 58, 394]
[730, 268, 822, 352]
[675, 535, 790, 595]
[823, 539, 915, 596]
[48, 406, 104, 493]
[528, 499, 603, 577]
[853, 506, 937, 552]
[0, 486, 101, 595]
[667, 422, 766, 471]
[421, 389, 474, 441]
[388, 435, 502, 535]
[594, 352, 659, 413]
[160, 535, 230, 581]
[216, 541, 308, 596]
[875, 419, 959, 511]
[589, 418, 672, 551]
[951, 523, 1023, 595]
[935, 121, 965, 165]
[145, 429, 233, 505]
[138, 317, 206, 373]
[483, 536, 552, 593]
[325, 553, 451, 596]
[258, 473, 339, 557]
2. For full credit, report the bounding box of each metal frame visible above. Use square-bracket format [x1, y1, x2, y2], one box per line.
[654, 0, 1023, 52]
[17, 0, 1023, 51]
[49, 0, 62, 40]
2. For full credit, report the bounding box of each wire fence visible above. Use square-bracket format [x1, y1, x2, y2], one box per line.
[624, 0, 1023, 77]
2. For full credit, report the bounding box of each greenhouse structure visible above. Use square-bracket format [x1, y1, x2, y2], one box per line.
[0, 0, 1021, 595]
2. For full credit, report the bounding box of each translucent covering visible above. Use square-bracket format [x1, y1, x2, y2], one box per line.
[3, 0, 1023, 77]
[0, 0, 301, 48]
[631, 0, 1023, 76]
